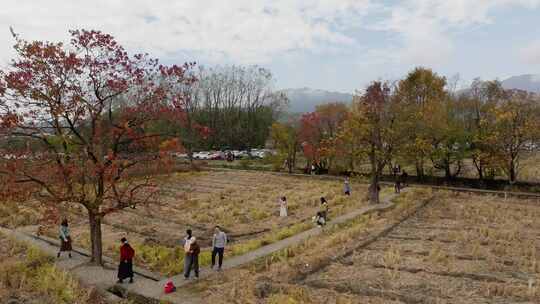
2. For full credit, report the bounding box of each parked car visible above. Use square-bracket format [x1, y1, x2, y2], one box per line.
[209, 151, 225, 160]
[233, 150, 249, 159]
[193, 151, 210, 160]
[173, 152, 188, 159]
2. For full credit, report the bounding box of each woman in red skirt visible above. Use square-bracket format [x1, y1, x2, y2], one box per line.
[117, 237, 135, 283]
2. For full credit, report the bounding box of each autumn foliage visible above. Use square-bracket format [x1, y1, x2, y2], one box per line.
[0, 29, 196, 264]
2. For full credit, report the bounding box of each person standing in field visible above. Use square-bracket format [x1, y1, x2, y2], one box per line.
[344, 177, 351, 196]
[279, 196, 288, 217]
[184, 237, 200, 279]
[57, 219, 72, 259]
[211, 226, 227, 271]
[117, 237, 135, 284]
[183, 229, 195, 279]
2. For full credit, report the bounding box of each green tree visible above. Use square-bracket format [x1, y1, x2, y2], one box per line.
[270, 122, 300, 174]
[461, 79, 505, 180]
[488, 90, 540, 183]
[396, 67, 447, 179]
[428, 96, 470, 179]
[340, 82, 401, 204]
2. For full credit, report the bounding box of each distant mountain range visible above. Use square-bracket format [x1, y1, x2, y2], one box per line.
[282, 74, 539, 113]
[501, 74, 540, 93]
[280, 87, 353, 113]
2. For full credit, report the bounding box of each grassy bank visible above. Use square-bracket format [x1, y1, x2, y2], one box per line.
[0, 231, 129, 304]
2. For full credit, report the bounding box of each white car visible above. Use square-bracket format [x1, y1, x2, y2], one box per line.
[193, 152, 210, 160]
[174, 152, 188, 158]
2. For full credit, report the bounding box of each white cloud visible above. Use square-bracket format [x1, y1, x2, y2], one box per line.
[520, 40, 540, 65]
[0, 0, 538, 70]
[0, 0, 372, 64]
[369, 0, 540, 66]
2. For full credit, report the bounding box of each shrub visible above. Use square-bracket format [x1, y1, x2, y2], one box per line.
[239, 159, 252, 170]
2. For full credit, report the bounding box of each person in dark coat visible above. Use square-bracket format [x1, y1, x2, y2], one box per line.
[117, 237, 135, 284]
[57, 219, 72, 258]
[184, 237, 200, 279]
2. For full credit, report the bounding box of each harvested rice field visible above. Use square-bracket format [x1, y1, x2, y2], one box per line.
[8, 170, 368, 275]
[301, 192, 540, 303]
[195, 190, 539, 304]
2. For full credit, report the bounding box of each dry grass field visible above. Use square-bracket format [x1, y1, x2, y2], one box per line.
[0, 232, 131, 304]
[193, 189, 539, 304]
[4, 170, 368, 275]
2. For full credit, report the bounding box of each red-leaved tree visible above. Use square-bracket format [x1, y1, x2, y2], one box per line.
[299, 102, 349, 170]
[0, 29, 195, 264]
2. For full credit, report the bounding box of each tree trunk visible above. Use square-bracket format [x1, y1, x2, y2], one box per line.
[415, 159, 424, 180]
[88, 211, 103, 265]
[368, 176, 380, 204]
[473, 157, 484, 180]
[509, 159, 516, 184]
[368, 151, 380, 204]
[444, 162, 451, 180]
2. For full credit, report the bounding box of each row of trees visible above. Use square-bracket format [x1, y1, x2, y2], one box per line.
[271, 68, 540, 203]
[157, 65, 287, 159]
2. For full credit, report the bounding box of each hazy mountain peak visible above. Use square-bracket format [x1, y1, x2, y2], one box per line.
[501, 74, 540, 93]
[281, 87, 353, 113]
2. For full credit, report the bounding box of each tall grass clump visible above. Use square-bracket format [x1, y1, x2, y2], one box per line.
[0, 233, 93, 304]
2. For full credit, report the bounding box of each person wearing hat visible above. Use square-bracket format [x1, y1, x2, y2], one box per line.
[184, 236, 200, 279]
[117, 237, 135, 284]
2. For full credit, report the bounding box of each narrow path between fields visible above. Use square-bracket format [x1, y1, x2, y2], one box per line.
[1, 189, 403, 304]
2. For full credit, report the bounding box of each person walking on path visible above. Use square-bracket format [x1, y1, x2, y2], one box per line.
[319, 197, 329, 222]
[117, 237, 135, 284]
[211, 226, 227, 271]
[344, 177, 351, 196]
[184, 237, 200, 279]
[57, 219, 72, 258]
[183, 229, 195, 279]
[394, 174, 402, 194]
[279, 196, 288, 217]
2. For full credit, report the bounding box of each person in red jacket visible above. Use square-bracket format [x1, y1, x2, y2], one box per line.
[117, 237, 135, 284]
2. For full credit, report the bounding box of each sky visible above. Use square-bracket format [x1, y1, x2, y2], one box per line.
[1, 0, 539, 93]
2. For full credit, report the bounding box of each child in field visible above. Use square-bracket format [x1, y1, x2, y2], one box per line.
[57, 219, 72, 258]
[279, 196, 288, 217]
